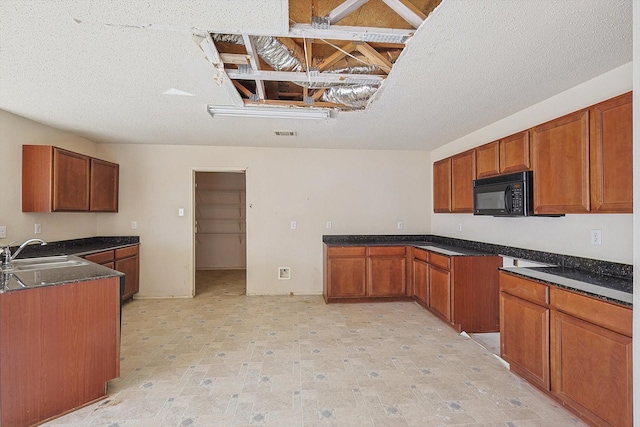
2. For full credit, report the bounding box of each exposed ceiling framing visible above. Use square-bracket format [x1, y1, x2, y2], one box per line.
[203, 0, 442, 112]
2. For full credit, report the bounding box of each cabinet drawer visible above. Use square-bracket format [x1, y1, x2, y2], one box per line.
[429, 252, 450, 270]
[115, 245, 138, 259]
[499, 272, 549, 305]
[368, 246, 406, 256]
[551, 287, 632, 337]
[413, 248, 428, 262]
[327, 246, 366, 257]
[84, 250, 114, 264]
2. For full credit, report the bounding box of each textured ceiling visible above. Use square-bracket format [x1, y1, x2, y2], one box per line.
[0, 0, 632, 151]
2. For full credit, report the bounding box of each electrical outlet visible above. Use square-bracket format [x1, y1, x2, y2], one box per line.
[278, 267, 291, 280]
[326, 221, 332, 229]
[131, 221, 137, 230]
[0, 226, 6, 238]
[291, 221, 297, 230]
[590, 229, 602, 246]
[397, 220, 403, 230]
[34, 223, 42, 234]
[457, 222, 462, 232]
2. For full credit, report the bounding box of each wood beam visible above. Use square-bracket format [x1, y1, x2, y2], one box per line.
[355, 43, 393, 73]
[328, 0, 370, 24]
[232, 80, 253, 98]
[241, 34, 266, 100]
[289, 23, 414, 44]
[225, 69, 385, 84]
[243, 99, 341, 108]
[220, 53, 250, 65]
[317, 42, 357, 71]
[312, 88, 327, 101]
[381, 0, 426, 29]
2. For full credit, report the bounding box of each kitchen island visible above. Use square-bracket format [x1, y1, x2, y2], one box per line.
[0, 258, 123, 427]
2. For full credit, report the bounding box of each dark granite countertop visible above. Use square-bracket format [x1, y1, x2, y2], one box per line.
[500, 266, 632, 306]
[10, 236, 140, 259]
[323, 234, 633, 306]
[0, 236, 137, 293]
[1, 255, 123, 293]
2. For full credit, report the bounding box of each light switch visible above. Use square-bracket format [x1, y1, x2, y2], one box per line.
[178, 208, 185, 217]
[0, 226, 6, 238]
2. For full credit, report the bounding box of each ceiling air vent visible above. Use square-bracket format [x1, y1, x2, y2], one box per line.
[274, 131, 297, 137]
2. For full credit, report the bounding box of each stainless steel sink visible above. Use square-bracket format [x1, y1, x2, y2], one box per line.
[9, 256, 89, 271]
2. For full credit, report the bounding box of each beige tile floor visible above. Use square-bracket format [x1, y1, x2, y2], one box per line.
[43, 270, 585, 427]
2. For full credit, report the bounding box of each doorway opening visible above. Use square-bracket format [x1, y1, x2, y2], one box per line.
[194, 171, 246, 296]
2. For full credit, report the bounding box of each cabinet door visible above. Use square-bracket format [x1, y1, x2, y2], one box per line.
[500, 292, 550, 390]
[327, 257, 366, 297]
[531, 109, 590, 213]
[116, 255, 139, 301]
[451, 150, 476, 213]
[551, 311, 632, 427]
[433, 158, 452, 213]
[52, 148, 90, 211]
[500, 130, 530, 174]
[90, 158, 119, 212]
[428, 265, 451, 322]
[412, 258, 429, 305]
[475, 141, 500, 178]
[368, 255, 406, 297]
[590, 92, 632, 213]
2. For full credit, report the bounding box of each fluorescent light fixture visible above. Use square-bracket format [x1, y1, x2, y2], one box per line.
[207, 105, 332, 120]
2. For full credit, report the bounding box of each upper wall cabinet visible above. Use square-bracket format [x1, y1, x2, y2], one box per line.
[500, 130, 531, 174]
[531, 109, 591, 214]
[451, 150, 476, 213]
[590, 92, 633, 213]
[475, 141, 500, 179]
[476, 131, 531, 179]
[23, 145, 119, 213]
[433, 158, 452, 213]
[90, 158, 119, 212]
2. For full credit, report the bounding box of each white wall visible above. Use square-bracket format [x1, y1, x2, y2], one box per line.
[0, 110, 112, 243]
[96, 144, 431, 298]
[631, 1, 639, 423]
[431, 63, 634, 264]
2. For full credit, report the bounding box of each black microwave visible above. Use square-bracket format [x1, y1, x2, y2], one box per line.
[473, 171, 534, 216]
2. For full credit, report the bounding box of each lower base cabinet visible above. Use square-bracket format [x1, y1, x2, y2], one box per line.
[500, 271, 632, 427]
[0, 277, 120, 427]
[324, 245, 409, 302]
[84, 244, 140, 301]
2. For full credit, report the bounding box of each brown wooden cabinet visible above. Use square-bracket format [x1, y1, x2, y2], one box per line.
[22, 145, 119, 213]
[90, 158, 119, 212]
[590, 92, 633, 213]
[368, 246, 407, 297]
[324, 246, 367, 300]
[531, 109, 591, 214]
[451, 150, 476, 213]
[23, 145, 90, 212]
[0, 277, 120, 427]
[428, 263, 451, 321]
[433, 158, 452, 213]
[324, 245, 410, 302]
[424, 251, 502, 333]
[499, 272, 550, 390]
[83, 245, 140, 301]
[412, 248, 429, 306]
[475, 141, 500, 178]
[500, 271, 633, 427]
[500, 130, 530, 174]
[116, 246, 140, 301]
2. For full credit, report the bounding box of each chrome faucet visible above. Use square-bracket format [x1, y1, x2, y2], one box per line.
[1, 239, 47, 268]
